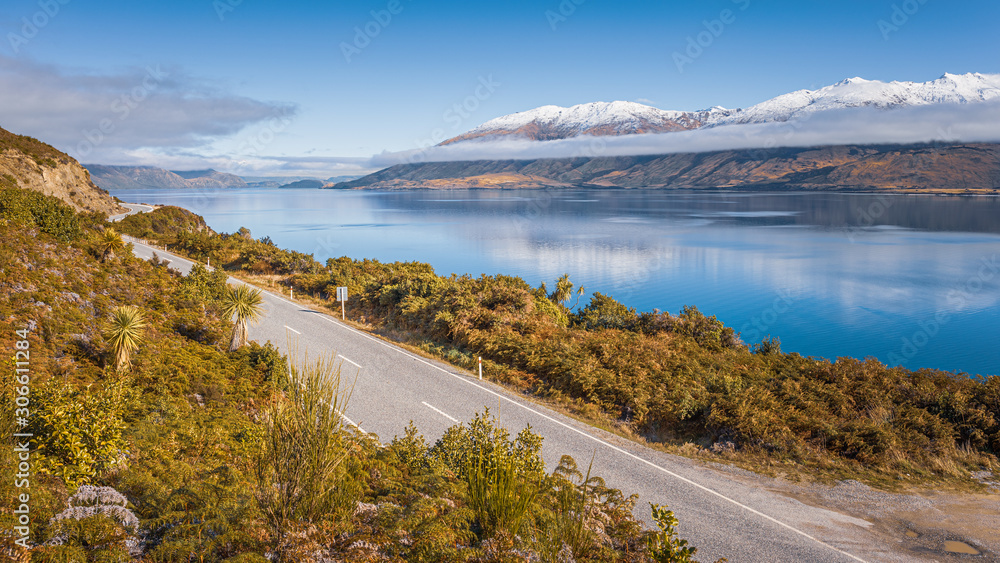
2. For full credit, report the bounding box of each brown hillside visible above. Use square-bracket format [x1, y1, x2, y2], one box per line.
[332, 143, 1000, 193]
[0, 126, 125, 215]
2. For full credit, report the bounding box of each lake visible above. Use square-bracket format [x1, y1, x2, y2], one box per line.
[110, 187, 1000, 378]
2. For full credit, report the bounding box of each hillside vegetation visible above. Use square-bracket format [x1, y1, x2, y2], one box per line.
[0, 126, 123, 215]
[118, 206, 1000, 489]
[2, 191, 704, 562]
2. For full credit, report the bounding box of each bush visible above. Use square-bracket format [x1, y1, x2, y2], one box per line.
[32, 378, 132, 487]
[574, 292, 638, 331]
[0, 186, 81, 241]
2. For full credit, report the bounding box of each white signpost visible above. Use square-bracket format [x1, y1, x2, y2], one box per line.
[336, 286, 348, 320]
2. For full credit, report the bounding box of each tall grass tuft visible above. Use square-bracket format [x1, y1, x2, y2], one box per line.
[254, 350, 356, 559]
[464, 438, 537, 540]
[537, 453, 600, 560]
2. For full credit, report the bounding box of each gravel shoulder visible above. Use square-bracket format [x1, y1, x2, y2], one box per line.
[702, 460, 1000, 562]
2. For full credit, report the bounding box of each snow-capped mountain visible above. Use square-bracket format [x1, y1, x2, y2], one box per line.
[442, 73, 1000, 145]
[715, 72, 1000, 125]
[441, 101, 736, 145]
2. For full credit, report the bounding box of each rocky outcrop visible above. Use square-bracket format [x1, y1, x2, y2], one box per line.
[0, 127, 124, 215]
[331, 143, 1000, 193]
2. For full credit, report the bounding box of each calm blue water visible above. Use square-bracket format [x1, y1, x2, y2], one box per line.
[111, 188, 1000, 377]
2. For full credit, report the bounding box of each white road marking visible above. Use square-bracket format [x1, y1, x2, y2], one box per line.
[337, 354, 362, 369]
[284, 325, 301, 335]
[307, 311, 868, 563]
[421, 401, 458, 423]
[337, 411, 366, 434]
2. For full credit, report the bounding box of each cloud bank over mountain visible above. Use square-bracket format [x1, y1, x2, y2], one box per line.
[369, 100, 1000, 168]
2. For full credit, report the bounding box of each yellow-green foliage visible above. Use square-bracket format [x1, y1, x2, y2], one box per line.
[0, 185, 82, 241]
[3, 195, 660, 561]
[119, 205, 1000, 483]
[116, 204, 209, 239]
[647, 503, 699, 563]
[31, 378, 132, 487]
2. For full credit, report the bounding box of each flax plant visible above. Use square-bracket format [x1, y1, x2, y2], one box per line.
[104, 305, 146, 372]
[222, 283, 265, 351]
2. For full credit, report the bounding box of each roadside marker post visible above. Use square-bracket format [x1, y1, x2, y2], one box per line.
[479, 356, 482, 380]
[336, 286, 348, 320]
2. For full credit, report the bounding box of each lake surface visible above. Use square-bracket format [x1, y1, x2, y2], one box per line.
[111, 188, 1000, 377]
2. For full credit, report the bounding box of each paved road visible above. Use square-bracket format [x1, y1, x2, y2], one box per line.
[124, 236, 890, 563]
[110, 203, 155, 222]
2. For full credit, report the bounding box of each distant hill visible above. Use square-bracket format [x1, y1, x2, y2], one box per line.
[278, 179, 327, 189]
[0, 126, 124, 214]
[243, 176, 320, 188]
[86, 165, 248, 190]
[331, 143, 1000, 193]
[326, 175, 362, 183]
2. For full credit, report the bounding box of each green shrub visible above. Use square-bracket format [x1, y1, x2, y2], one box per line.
[0, 186, 81, 241]
[32, 378, 132, 487]
[647, 503, 699, 563]
[574, 292, 638, 331]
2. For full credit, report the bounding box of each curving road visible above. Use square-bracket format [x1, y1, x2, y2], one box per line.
[110, 203, 155, 222]
[122, 234, 897, 563]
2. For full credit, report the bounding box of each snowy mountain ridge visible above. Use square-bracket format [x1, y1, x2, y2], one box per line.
[442, 73, 1000, 145]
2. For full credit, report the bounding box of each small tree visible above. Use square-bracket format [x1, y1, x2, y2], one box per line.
[222, 284, 265, 351]
[104, 305, 146, 372]
[549, 274, 574, 305]
[97, 226, 125, 262]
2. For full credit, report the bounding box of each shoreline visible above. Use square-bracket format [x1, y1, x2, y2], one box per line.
[108, 193, 1000, 380]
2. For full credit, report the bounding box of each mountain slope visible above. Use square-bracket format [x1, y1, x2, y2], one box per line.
[442, 73, 1000, 144]
[442, 101, 735, 144]
[716, 72, 1000, 125]
[0, 126, 124, 215]
[331, 143, 1000, 193]
[86, 165, 248, 190]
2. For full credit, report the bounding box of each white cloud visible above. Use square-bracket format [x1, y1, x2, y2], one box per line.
[0, 56, 296, 163]
[368, 101, 1000, 168]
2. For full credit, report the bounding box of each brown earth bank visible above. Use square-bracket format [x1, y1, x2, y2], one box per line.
[330, 143, 1000, 193]
[0, 126, 124, 215]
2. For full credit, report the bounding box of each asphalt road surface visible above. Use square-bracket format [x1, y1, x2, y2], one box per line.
[109, 203, 155, 222]
[125, 236, 891, 563]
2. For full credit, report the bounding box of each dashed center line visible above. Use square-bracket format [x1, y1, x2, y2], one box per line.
[337, 354, 362, 369]
[421, 401, 458, 422]
[284, 325, 301, 335]
[307, 310, 868, 563]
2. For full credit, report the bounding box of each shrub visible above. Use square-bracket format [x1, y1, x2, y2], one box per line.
[0, 186, 81, 241]
[574, 292, 638, 331]
[32, 378, 132, 487]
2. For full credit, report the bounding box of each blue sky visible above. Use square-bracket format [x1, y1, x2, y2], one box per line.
[1, 0, 997, 176]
